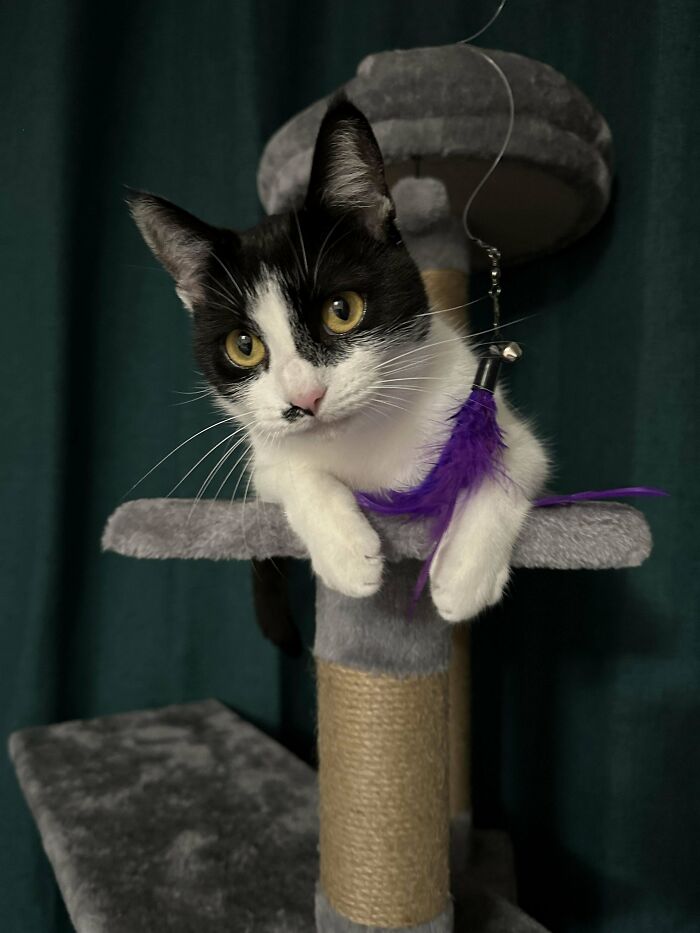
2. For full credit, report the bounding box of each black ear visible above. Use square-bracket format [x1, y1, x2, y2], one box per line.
[127, 190, 218, 310]
[305, 96, 397, 240]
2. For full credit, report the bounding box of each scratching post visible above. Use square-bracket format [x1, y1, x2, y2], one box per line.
[315, 573, 451, 930]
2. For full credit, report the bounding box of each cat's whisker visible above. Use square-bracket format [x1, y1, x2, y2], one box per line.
[240, 463, 257, 555]
[466, 312, 538, 339]
[368, 395, 415, 416]
[187, 428, 256, 515]
[369, 384, 437, 395]
[312, 216, 347, 287]
[172, 396, 213, 407]
[369, 395, 455, 429]
[416, 294, 489, 318]
[123, 415, 242, 498]
[187, 441, 242, 522]
[362, 407, 391, 430]
[380, 351, 461, 377]
[373, 385, 468, 412]
[172, 388, 215, 406]
[247, 430, 278, 554]
[376, 313, 534, 373]
[172, 387, 212, 397]
[123, 263, 168, 274]
[293, 210, 309, 275]
[376, 332, 469, 370]
[230, 447, 255, 504]
[372, 388, 428, 403]
[204, 275, 241, 310]
[202, 299, 240, 315]
[211, 253, 244, 298]
[379, 331, 471, 369]
[167, 423, 253, 499]
[172, 383, 211, 395]
[371, 375, 445, 382]
[209, 440, 255, 508]
[283, 226, 306, 282]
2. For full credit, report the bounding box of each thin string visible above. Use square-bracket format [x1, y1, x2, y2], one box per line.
[460, 0, 508, 44]
[458, 2, 514, 336]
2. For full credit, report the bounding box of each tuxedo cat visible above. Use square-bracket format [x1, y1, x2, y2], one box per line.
[128, 95, 548, 651]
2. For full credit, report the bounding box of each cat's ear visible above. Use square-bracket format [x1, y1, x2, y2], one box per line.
[127, 190, 218, 311]
[305, 95, 397, 241]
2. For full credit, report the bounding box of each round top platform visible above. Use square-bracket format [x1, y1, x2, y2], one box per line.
[102, 499, 651, 571]
[257, 45, 613, 265]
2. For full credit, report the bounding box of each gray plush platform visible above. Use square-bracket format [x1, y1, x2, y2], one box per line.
[10, 701, 549, 932]
[102, 498, 652, 570]
[10, 701, 319, 932]
[257, 45, 613, 264]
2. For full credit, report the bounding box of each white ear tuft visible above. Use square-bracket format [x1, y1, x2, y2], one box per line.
[127, 192, 214, 309]
[305, 97, 396, 240]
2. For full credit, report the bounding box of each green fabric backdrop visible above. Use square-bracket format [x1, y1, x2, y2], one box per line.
[1, 2, 698, 931]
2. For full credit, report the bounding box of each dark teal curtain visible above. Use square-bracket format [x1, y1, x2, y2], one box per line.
[1, 2, 697, 931]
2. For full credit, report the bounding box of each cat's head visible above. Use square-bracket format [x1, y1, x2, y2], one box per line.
[128, 96, 429, 438]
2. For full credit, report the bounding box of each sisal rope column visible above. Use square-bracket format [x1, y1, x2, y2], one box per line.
[314, 568, 453, 932]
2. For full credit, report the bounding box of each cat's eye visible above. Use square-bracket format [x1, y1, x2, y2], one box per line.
[321, 291, 365, 334]
[224, 329, 266, 368]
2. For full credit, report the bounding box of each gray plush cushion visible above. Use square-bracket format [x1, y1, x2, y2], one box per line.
[9, 701, 319, 933]
[257, 45, 613, 264]
[102, 498, 652, 571]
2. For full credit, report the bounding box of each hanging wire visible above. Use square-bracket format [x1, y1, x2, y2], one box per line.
[457, 1, 515, 338]
[459, 0, 508, 45]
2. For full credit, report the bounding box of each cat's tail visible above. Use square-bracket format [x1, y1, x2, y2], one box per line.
[250, 558, 303, 657]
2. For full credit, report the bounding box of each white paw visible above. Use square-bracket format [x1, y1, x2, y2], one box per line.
[308, 515, 384, 598]
[430, 553, 510, 623]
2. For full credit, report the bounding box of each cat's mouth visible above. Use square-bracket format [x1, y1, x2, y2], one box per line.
[280, 408, 357, 436]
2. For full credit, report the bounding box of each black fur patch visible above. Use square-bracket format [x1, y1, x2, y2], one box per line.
[188, 205, 428, 403]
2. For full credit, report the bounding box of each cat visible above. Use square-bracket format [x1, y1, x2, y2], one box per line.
[128, 95, 548, 650]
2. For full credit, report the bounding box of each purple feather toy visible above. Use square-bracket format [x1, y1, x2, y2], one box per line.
[357, 339, 668, 611]
[357, 347, 511, 607]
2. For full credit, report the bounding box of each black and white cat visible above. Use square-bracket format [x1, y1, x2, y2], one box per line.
[129, 96, 548, 642]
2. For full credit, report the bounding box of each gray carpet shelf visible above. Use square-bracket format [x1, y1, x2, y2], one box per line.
[10, 701, 318, 932]
[10, 700, 549, 933]
[102, 498, 652, 571]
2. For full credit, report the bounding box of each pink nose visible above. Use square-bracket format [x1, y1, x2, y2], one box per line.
[290, 387, 326, 415]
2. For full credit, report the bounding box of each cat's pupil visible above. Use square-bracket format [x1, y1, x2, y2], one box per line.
[237, 332, 253, 356]
[331, 297, 350, 321]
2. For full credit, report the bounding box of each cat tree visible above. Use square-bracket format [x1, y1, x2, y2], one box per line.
[10, 45, 639, 933]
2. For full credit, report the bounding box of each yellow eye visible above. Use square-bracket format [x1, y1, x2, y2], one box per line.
[321, 291, 365, 334]
[224, 329, 266, 368]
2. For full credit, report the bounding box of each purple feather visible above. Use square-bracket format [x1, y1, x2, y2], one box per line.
[357, 387, 506, 606]
[535, 487, 669, 506]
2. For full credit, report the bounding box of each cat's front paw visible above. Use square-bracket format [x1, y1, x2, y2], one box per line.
[308, 515, 384, 598]
[430, 551, 510, 623]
